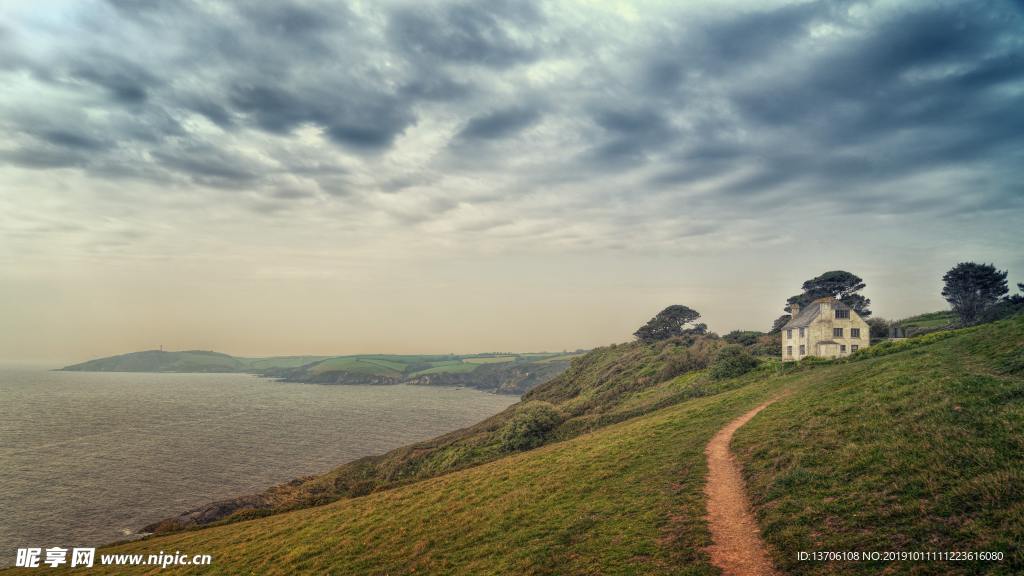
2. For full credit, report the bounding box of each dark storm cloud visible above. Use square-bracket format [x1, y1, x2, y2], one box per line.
[225, 80, 415, 150]
[584, 108, 678, 166]
[633, 0, 1024, 216]
[3, 0, 546, 185]
[388, 0, 543, 68]
[729, 5, 1006, 129]
[0, 146, 88, 170]
[641, 1, 839, 98]
[0, 24, 22, 71]
[179, 96, 235, 129]
[36, 129, 109, 151]
[1, 0, 1021, 227]
[1, 0, 428, 191]
[238, 3, 341, 37]
[457, 107, 543, 140]
[227, 84, 309, 134]
[63, 51, 162, 104]
[104, 0, 179, 17]
[151, 143, 259, 186]
[399, 74, 473, 102]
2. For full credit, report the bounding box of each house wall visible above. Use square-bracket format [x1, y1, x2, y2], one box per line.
[808, 300, 870, 359]
[782, 325, 810, 360]
[781, 300, 870, 361]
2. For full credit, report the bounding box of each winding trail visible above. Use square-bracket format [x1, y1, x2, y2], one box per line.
[704, 399, 782, 576]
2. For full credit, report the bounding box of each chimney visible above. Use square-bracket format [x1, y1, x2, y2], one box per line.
[790, 303, 801, 317]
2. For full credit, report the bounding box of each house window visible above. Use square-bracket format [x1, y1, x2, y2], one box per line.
[835, 309, 850, 319]
[851, 328, 861, 339]
[799, 327, 805, 337]
[787, 329, 793, 339]
[799, 345, 805, 355]
[851, 345, 859, 352]
[840, 344, 846, 353]
[787, 346, 793, 357]
[833, 327, 843, 338]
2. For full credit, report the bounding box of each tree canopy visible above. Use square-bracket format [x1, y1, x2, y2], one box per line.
[784, 270, 872, 318]
[866, 317, 890, 341]
[634, 305, 702, 343]
[769, 314, 791, 334]
[941, 262, 1009, 325]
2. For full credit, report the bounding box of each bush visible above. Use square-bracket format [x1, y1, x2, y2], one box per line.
[654, 336, 723, 381]
[757, 333, 781, 356]
[709, 345, 759, 380]
[866, 317, 890, 341]
[498, 402, 562, 452]
[723, 330, 762, 347]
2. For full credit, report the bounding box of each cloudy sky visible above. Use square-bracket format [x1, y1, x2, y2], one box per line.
[1, 0, 1022, 363]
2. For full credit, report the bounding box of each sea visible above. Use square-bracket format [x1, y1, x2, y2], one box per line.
[0, 367, 517, 566]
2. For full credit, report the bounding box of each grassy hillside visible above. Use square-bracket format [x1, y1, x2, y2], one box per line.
[734, 316, 1024, 575]
[896, 310, 958, 335]
[61, 350, 250, 373]
[25, 316, 1022, 575]
[239, 356, 332, 370]
[270, 352, 579, 394]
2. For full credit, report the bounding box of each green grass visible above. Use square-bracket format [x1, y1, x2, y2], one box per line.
[61, 350, 245, 373]
[410, 363, 480, 375]
[307, 357, 406, 377]
[240, 356, 330, 370]
[463, 356, 517, 364]
[733, 316, 1024, 575]
[299, 353, 568, 378]
[899, 310, 958, 330]
[427, 359, 467, 366]
[535, 352, 588, 364]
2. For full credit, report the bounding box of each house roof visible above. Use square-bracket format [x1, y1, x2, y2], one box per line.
[782, 306, 819, 329]
[781, 296, 852, 329]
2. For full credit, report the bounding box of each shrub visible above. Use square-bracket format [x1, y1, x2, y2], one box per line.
[751, 333, 780, 356]
[709, 345, 759, 380]
[723, 330, 762, 347]
[498, 402, 562, 452]
[866, 317, 890, 341]
[654, 336, 723, 381]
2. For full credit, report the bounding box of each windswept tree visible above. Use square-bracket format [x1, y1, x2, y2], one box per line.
[784, 270, 872, 318]
[942, 262, 1009, 325]
[634, 305, 701, 343]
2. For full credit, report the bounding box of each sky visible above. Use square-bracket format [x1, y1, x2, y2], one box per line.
[1, 0, 1022, 364]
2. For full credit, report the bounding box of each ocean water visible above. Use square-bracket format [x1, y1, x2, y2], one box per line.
[0, 368, 516, 565]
